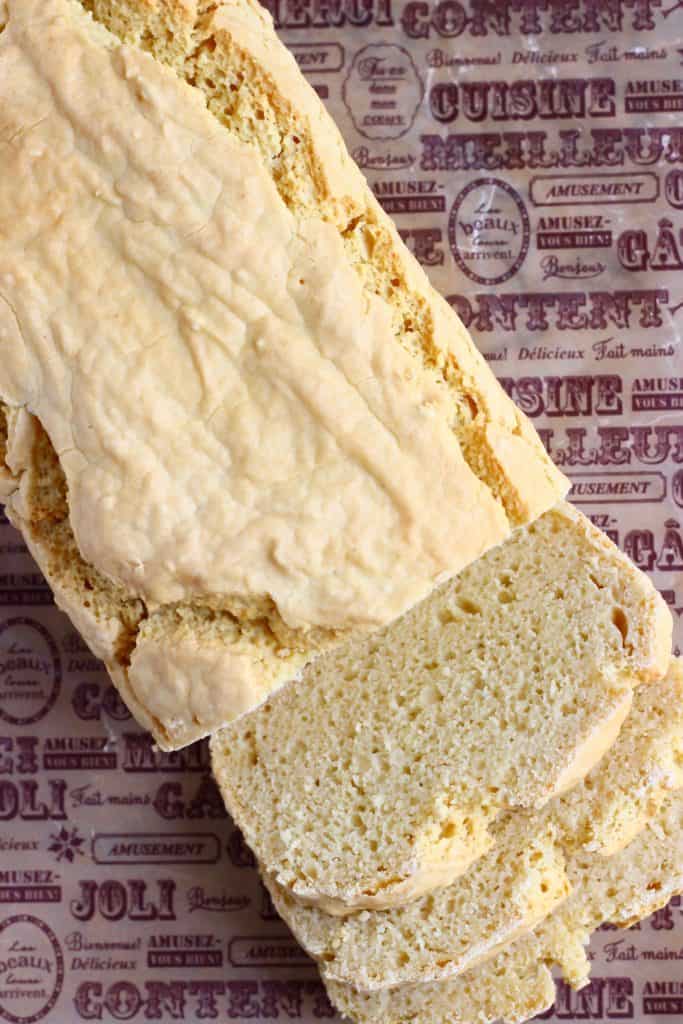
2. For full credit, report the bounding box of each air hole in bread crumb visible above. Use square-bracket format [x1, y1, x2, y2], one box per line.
[612, 607, 629, 649]
[589, 572, 606, 590]
[457, 597, 481, 615]
[420, 897, 434, 919]
[139, 28, 155, 52]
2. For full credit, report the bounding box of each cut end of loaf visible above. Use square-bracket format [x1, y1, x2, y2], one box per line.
[212, 503, 671, 913]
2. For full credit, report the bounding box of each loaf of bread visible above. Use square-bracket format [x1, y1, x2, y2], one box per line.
[265, 664, 683, 990]
[327, 785, 683, 1024]
[211, 503, 671, 913]
[0, 0, 567, 750]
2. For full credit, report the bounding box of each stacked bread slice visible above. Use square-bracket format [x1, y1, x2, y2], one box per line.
[265, 665, 683, 1017]
[329, 783, 683, 1024]
[214, 660, 683, 1023]
[211, 517, 678, 1021]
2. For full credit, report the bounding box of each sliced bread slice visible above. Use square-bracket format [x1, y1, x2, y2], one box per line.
[0, 0, 567, 751]
[211, 503, 671, 913]
[329, 934, 554, 1024]
[266, 664, 683, 990]
[328, 786, 683, 1024]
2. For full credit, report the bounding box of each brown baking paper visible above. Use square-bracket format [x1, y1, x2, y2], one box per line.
[1, 3, 682, 1021]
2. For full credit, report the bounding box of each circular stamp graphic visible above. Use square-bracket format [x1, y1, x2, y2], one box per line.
[342, 43, 423, 141]
[448, 178, 530, 286]
[0, 619, 61, 726]
[0, 916, 64, 1023]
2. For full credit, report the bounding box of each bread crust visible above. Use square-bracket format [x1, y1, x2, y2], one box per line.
[0, 0, 567, 748]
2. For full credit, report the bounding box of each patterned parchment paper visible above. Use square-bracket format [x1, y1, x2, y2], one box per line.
[1, 3, 683, 1021]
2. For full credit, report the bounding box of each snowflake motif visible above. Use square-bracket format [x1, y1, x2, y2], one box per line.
[48, 825, 86, 863]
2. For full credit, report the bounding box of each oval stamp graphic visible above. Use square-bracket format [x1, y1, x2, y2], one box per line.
[666, 168, 683, 210]
[0, 619, 61, 726]
[343, 44, 423, 141]
[673, 468, 683, 509]
[448, 178, 530, 286]
[0, 915, 64, 1022]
